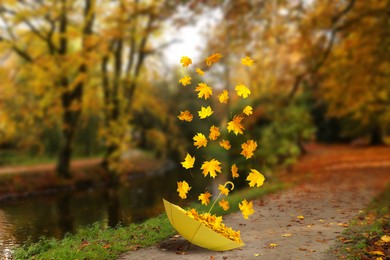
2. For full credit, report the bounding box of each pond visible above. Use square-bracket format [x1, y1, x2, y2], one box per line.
[0, 166, 212, 257]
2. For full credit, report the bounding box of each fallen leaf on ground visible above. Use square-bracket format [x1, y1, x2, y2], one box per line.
[130, 244, 141, 251]
[380, 235, 390, 243]
[297, 215, 305, 220]
[266, 243, 278, 248]
[368, 250, 385, 256]
[282, 233, 292, 237]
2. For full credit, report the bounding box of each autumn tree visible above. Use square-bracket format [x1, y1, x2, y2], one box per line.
[96, 0, 198, 172]
[314, 0, 390, 144]
[0, 0, 97, 177]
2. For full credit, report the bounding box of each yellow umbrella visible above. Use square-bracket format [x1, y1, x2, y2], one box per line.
[163, 198, 244, 251]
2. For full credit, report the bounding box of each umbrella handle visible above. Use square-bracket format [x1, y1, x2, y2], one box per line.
[208, 181, 235, 213]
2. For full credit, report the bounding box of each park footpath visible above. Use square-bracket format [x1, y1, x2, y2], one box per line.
[119, 144, 390, 259]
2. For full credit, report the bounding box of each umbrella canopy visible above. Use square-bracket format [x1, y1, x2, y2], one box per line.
[163, 199, 244, 251]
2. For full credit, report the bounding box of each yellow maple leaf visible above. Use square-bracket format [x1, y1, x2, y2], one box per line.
[198, 106, 213, 119]
[239, 199, 254, 219]
[181, 153, 195, 169]
[198, 191, 212, 206]
[218, 184, 230, 196]
[180, 56, 192, 67]
[227, 115, 245, 135]
[209, 125, 221, 140]
[195, 83, 213, 99]
[201, 159, 221, 178]
[241, 56, 254, 67]
[241, 140, 257, 159]
[219, 140, 231, 150]
[205, 53, 223, 67]
[179, 75, 191, 86]
[246, 169, 265, 187]
[193, 133, 207, 148]
[243, 105, 253, 116]
[218, 90, 229, 104]
[177, 181, 191, 199]
[196, 68, 205, 76]
[235, 84, 251, 98]
[219, 199, 230, 211]
[231, 164, 239, 178]
[177, 110, 193, 122]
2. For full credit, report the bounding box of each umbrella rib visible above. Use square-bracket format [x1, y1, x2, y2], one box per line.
[188, 221, 203, 245]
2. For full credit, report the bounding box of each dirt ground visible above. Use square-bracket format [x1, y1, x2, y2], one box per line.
[119, 144, 390, 260]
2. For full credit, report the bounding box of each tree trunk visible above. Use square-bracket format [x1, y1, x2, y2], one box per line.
[370, 124, 383, 145]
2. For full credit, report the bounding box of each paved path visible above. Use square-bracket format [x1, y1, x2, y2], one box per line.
[119, 145, 390, 260]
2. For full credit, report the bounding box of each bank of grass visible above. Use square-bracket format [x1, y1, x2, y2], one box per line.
[329, 184, 390, 260]
[14, 181, 286, 259]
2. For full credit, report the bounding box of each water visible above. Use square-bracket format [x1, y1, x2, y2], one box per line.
[0, 168, 209, 257]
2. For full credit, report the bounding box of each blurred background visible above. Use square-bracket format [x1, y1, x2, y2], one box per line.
[0, 0, 389, 254]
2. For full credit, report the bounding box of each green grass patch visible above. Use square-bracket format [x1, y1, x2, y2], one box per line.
[14, 181, 285, 259]
[328, 184, 390, 260]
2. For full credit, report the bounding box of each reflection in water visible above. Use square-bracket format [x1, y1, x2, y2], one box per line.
[0, 168, 209, 257]
[57, 195, 74, 234]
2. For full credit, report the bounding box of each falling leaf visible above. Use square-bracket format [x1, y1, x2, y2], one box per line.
[243, 105, 253, 115]
[209, 125, 221, 140]
[239, 199, 254, 219]
[198, 106, 213, 119]
[177, 181, 191, 199]
[196, 67, 205, 76]
[241, 56, 254, 66]
[195, 83, 212, 99]
[297, 215, 305, 220]
[179, 75, 191, 86]
[201, 159, 222, 178]
[193, 133, 207, 148]
[205, 53, 223, 67]
[218, 184, 230, 196]
[218, 89, 229, 104]
[235, 84, 251, 98]
[198, 191, 212, 205]
[227, 115, 245, 135]
[181, 153, 195, 169]
[231, 164, 239, 178]
[380, 235, 390, 243]
[180, 56, 192, 67]
[282, 233, 292, 237]
[246, 169, 265, 187]
[241, 140, 257, 159]
[219, 199, 230, 211]
[177, 110, 193, 122]
[219, 140, 231, 150]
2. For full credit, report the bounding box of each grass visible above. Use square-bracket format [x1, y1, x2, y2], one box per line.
[328, 184, 390, 260]
[14, 181, 286, 259]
